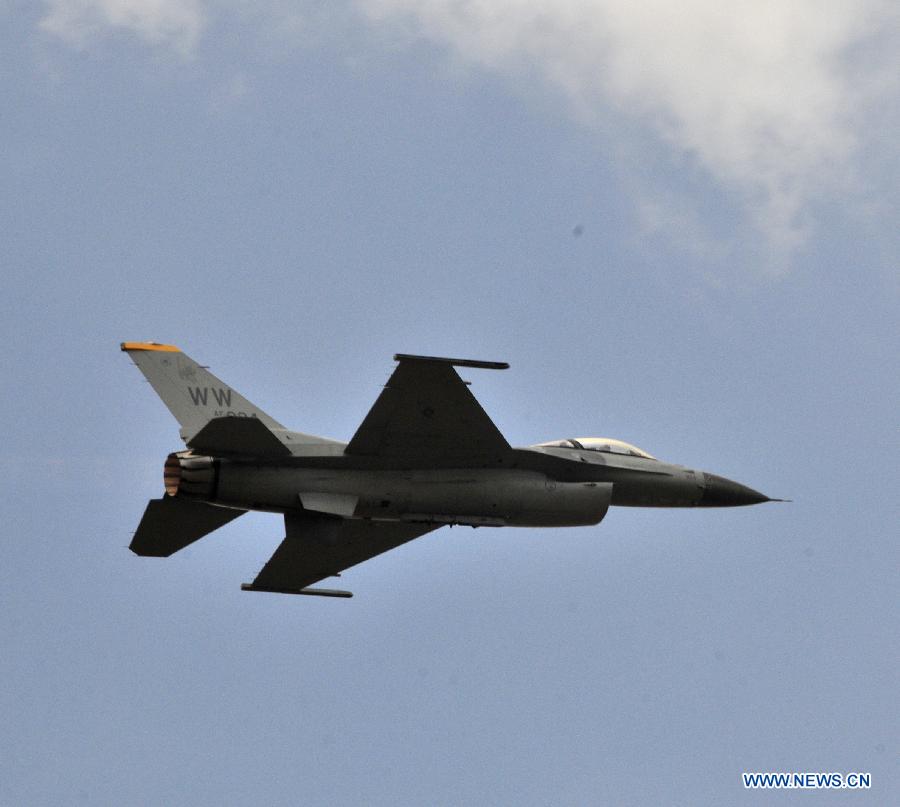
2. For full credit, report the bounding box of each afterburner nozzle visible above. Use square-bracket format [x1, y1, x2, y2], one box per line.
[163, 451, 215, 499]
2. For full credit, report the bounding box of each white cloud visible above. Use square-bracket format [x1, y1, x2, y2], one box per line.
[358, 0, 897, 264]
[35, 0, 898, 266]
[40, 0, 206, 57]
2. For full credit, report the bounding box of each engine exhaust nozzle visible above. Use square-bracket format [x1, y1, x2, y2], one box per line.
[164, 451, 215, 499]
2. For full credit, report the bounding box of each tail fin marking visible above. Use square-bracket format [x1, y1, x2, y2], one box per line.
[122, 342, 286, 441]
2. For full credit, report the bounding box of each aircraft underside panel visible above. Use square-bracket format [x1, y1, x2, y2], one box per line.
[214, 467, 613, 528]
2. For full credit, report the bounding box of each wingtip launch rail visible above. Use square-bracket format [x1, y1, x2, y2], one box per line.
[240, 583, 354, 598]
[393, 353, 509, 370]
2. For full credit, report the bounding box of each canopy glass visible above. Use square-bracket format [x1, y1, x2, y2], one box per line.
[534, 437, 656, 460]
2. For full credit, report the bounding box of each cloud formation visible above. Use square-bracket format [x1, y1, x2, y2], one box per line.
[37, 1, 898, 266]
[40, 0, 205, 57]
[361, 0, 895, 264]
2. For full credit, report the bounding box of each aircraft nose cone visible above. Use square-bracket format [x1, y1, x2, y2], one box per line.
[700, 473, 770, 507]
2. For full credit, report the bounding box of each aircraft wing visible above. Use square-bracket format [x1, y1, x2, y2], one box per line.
[345, 354, 511, 463]
[241, 513, 440, 596]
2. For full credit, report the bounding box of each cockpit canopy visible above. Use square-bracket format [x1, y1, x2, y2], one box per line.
[534, 437, 657, 460]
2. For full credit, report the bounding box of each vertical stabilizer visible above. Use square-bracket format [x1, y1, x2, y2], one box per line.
[121, 342, 285, 441]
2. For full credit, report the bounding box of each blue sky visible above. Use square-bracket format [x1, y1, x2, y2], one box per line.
[2, 3, 897, 805]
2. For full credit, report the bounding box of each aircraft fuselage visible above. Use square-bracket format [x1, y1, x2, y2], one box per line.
[166, 443, 769, 531]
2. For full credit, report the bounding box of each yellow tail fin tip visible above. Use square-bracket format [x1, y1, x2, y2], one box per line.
[120, 342, 181, 352]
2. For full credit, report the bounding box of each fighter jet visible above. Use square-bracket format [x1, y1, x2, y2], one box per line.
[123, 343, 781, 598]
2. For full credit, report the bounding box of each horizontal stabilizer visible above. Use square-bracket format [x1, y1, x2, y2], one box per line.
[187, 416, 291, 457]
[130, 496, 245, 557]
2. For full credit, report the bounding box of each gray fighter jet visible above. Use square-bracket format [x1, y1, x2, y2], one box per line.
[123, 343, 781, 598]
